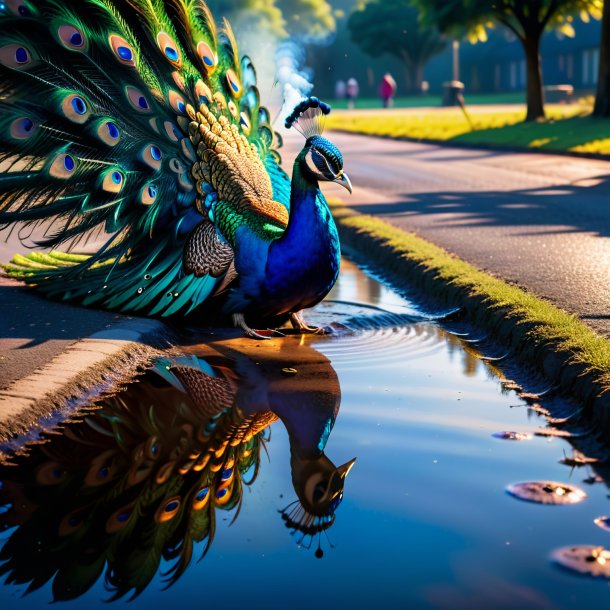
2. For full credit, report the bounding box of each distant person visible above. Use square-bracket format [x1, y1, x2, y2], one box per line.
[335, 80, 346, 100]
[346, 77, 359, 109]
[379, 73, 397, 108]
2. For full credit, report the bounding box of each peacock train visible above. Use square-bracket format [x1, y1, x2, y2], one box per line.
[0, 0, 351, 337]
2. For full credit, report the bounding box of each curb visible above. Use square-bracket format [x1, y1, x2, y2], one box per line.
[0, 318, 170, 452]
[332, 205, 610, 432]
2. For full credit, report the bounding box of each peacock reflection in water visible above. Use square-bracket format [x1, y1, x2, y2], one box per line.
[0, 336, 354, 601]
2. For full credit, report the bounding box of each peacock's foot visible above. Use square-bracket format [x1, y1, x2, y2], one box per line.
[289, 312, 326, 334]
[232, 313, 283, 340]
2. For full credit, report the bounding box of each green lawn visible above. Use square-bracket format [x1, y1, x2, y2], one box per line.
[326, 102, 610, 156]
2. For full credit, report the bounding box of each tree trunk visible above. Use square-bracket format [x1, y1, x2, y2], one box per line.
[403, 62, 414, 94]
[521, 33, 545, 121]
[594, 0, 610, 116]
[414, 62, 425, 95]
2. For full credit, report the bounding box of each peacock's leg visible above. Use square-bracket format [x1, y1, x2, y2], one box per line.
[232, 313, 275, 340]
[289, 311, 325, 334]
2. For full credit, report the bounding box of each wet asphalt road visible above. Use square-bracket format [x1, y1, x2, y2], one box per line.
[305, 131, 610, 337]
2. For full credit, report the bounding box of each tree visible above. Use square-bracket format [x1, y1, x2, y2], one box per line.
[277, 0, 337, 40]
[347, 0, 447, 95]
[594, 0, 610, 117]
[413, 0, 603, 122]
[206, 0, 286, 38]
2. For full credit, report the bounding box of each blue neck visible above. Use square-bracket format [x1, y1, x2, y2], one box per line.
[263, 153, 340, 314]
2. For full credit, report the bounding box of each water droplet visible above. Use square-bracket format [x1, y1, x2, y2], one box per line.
[136, 287, 143, 294]
[144, 273, 152, 280]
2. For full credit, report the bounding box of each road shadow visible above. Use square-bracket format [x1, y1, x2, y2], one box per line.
[355, 172, 610, 239]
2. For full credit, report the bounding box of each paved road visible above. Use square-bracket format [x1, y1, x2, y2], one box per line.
[285, 131, 610, 337]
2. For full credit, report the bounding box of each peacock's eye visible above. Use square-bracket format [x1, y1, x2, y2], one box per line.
[313, 482, 327, 501]
[306, 148, 339, 181]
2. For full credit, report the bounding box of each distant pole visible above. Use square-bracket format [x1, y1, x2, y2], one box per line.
[452, 40, 460, 81]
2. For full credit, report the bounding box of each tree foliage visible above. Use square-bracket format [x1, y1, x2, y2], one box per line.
[347, 0, 447, 93]
[413, 0, 603, 120]
[209, 0, 337, 39]
[278, 0, 336, 39]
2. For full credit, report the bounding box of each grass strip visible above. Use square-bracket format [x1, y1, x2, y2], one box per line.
[327, 104, 610, 156]
[332, 205, 610, 424]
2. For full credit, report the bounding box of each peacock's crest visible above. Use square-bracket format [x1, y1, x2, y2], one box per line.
[285, 95, 332, 139]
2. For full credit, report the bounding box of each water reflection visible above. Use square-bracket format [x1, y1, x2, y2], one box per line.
[0, 335, 353, 601]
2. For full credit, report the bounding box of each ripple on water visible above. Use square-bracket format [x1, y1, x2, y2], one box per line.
[305, 300, 446, 371]
[316, 323, 444, 370]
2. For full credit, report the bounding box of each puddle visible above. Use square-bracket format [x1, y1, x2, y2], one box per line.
[2, 259, 610, 609]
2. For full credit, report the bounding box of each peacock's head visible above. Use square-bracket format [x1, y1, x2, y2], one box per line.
[286, 97, 352, 194]
[302, 135, 352, 193]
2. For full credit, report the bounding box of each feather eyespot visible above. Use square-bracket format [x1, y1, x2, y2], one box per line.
[0, 43, 32, 69]
[140, 183, 158, 205]
[157, 32, 181, 65]
[164, 120, 181, 142]
[195, 79, 212, 107]
[215, 485, 233, 505]
[10, 116, 36, 140]
[109, 35, 135, 66]
[180, 139, 195, 163]
[193, 486, 210, 510]
[171, 70, 186, 92]
[5, 1, 34, 16]
[101, 168, 124, 193]
[178, 172, 193, 192]
[169, 158, 185, 174]
[228, 100, 238, 118]
[156, 496, 181, 523]
[58, 25, 86, 51]
[36, 461, 66, 485]
[139, 144, 163, 170]
[126, 86, 152, 113]
[226, 69, 241, 97]
[49, 153, 77, 179]
[60, 93, 90, 124]
[96, 119, 120, 146]
[197, 41, 216, 71]
[168, 90, 187, 115]
[239, 113, 251, 135]
[106, 502, 135, 533]
[59, 509, 86, 536]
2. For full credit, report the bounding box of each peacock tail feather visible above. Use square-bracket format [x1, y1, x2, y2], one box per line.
[0, 354, 277, 600]
[0, 0, 289, 317]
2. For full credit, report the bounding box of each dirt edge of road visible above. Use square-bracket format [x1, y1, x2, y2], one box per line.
[0, 318, 170, 461]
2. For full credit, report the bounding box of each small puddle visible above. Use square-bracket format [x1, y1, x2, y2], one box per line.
[1, 259, 610, 609]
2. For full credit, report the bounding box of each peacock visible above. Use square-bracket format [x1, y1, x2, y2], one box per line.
[0, 0, 351, 338]
[0, 338, 354, 600]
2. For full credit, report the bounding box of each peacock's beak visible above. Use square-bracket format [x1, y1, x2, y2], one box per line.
[335, 457, 357, 479]
[333, 172, 352, 194]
